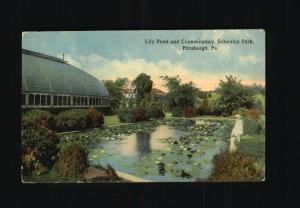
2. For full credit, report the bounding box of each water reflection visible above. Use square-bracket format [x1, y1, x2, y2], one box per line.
[99, 125, 186, 158]
[135, 132, 151, 156]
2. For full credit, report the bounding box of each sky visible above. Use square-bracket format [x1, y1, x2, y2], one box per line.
[22, 30, 265, 91]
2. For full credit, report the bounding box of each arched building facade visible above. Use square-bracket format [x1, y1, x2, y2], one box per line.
[22, 49, 110, 109]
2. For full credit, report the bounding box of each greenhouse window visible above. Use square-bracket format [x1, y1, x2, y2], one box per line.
[54, 95, 58, 106]
[63, 96, 67, 105]
[22, 93, 26, 105]
[68, 96, 71, 105]
[35, 94, 40, 106]
[47, 95, 51, 105]
[41, 95, 46, 106]
[29, 94, 34, 105]
[58, 96, 62, 106]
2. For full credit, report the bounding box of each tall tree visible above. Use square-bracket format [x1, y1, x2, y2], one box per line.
[103, 78, 128, 113]
[132, 73, 153, 105]
[161, 75, 203, 108]
[215, 75, 254, 116]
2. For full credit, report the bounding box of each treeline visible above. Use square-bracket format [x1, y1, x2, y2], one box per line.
[103, 73, 265, 119]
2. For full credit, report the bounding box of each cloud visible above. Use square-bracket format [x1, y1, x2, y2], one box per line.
[171, 45, 183, 55]
[62, 53, 264, 91]
[238, 55, 260, 65]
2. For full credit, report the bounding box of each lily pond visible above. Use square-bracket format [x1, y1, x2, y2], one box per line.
[58, 118, 234, 182]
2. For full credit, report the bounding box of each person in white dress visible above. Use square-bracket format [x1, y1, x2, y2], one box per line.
[229, 114, 243, 153]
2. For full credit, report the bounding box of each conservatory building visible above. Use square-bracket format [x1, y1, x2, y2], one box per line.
[22, 49, 110, 108]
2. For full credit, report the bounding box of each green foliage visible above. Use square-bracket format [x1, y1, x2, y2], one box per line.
[243, 116, 264, 135]
[253, 95, 265, 114]
[232, 107, 248, 117]
[215, 75, 254, 116]
[198, 98, 211, 115]
[21, 124, 59, 176]
[22, 109, 55, 129]
[118, 106, 164, 123]
[172, 106, 183, 117]
[161, 75, 204, 109]
[244, 84, 265, 95]
[54, 109, 92, 131]
[87, 108, 104, 128]
[103, 78, 128, 113]
[132, 73, 153, 104]
[182, 106, 196, 117]
[117, 108, 134, 123]
[56, 143, 88, 178]
[150, 107, 165, 119]
[210, 151, 263, 181]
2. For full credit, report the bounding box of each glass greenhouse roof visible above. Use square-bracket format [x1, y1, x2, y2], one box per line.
[22, 49, 109, 97]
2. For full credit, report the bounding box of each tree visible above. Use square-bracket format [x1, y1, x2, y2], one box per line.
[103, 78, 128, 113]
[199, 97, 211, 115]
[215, 75, 254, 116]
[161, 75, 204, 109]
[132, 73, 153, 105]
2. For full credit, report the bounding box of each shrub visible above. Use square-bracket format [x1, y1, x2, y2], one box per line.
[197, 98, 211, 115]
[247, 108, 261, 120]
[232, 107, 248, 117]
[54, 109, 91, 131]
[215, 75, 254, 116]
[56, 143, 88, 178]
[22, 109, 55, 129]
[117, 108, 134, 123]
[210, 151, 263, 182]
[87, 108, 104, 128]
[21, 125, 59, 176]
[150, 107, 165, 119]
[172, 106, 183, 117]
[133, 107, 147, 122]
[182, 106, 196, 117]
[243, 116, 264, 135]
[253, 98, 264, 114]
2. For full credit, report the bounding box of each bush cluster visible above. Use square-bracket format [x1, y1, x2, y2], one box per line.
[21, 113, 59, 175]
[182, 106, 196, 117]
[56, 143, 88, 178]
[22, 109, 55, 129]
[243, 116, 264, 135]
[210, 151, 263, 182]
[232, 107, 248, 117]
[133, 107, 147, 122]
[87, 108, 104, 128]
[117, 106, 165, 123]
[171, 106, 183, 117]
[117, 108, 134, 123]
[54, 109, 91, 131]
[197, 98, 211, 115]
[54, 108, 104, 131]
[247, 108, 261, 120]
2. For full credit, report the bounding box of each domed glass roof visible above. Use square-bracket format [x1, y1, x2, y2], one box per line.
[22, 49, 109, 97]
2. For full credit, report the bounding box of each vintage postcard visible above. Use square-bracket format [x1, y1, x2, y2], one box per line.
[21, 30, 265, 182]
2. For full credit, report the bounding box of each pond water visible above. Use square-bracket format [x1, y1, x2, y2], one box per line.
[88, 123, 227, 182]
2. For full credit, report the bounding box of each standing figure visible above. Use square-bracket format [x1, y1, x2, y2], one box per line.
[229, 114, 243, 153]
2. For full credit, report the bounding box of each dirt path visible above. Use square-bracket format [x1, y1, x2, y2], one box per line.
[84, 167, 107, 180]
[115, 171, 153, 182]
[85, 167, 152, 182]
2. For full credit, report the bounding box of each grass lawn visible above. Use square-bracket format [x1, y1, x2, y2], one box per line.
[165, 112, 172, 118]
[104, 115, 122, 126]
[193, 115, 233, 121]
[238, 134, 265, 175]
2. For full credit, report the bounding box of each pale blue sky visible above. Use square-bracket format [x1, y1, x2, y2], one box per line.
[22, 30, 265, 91]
